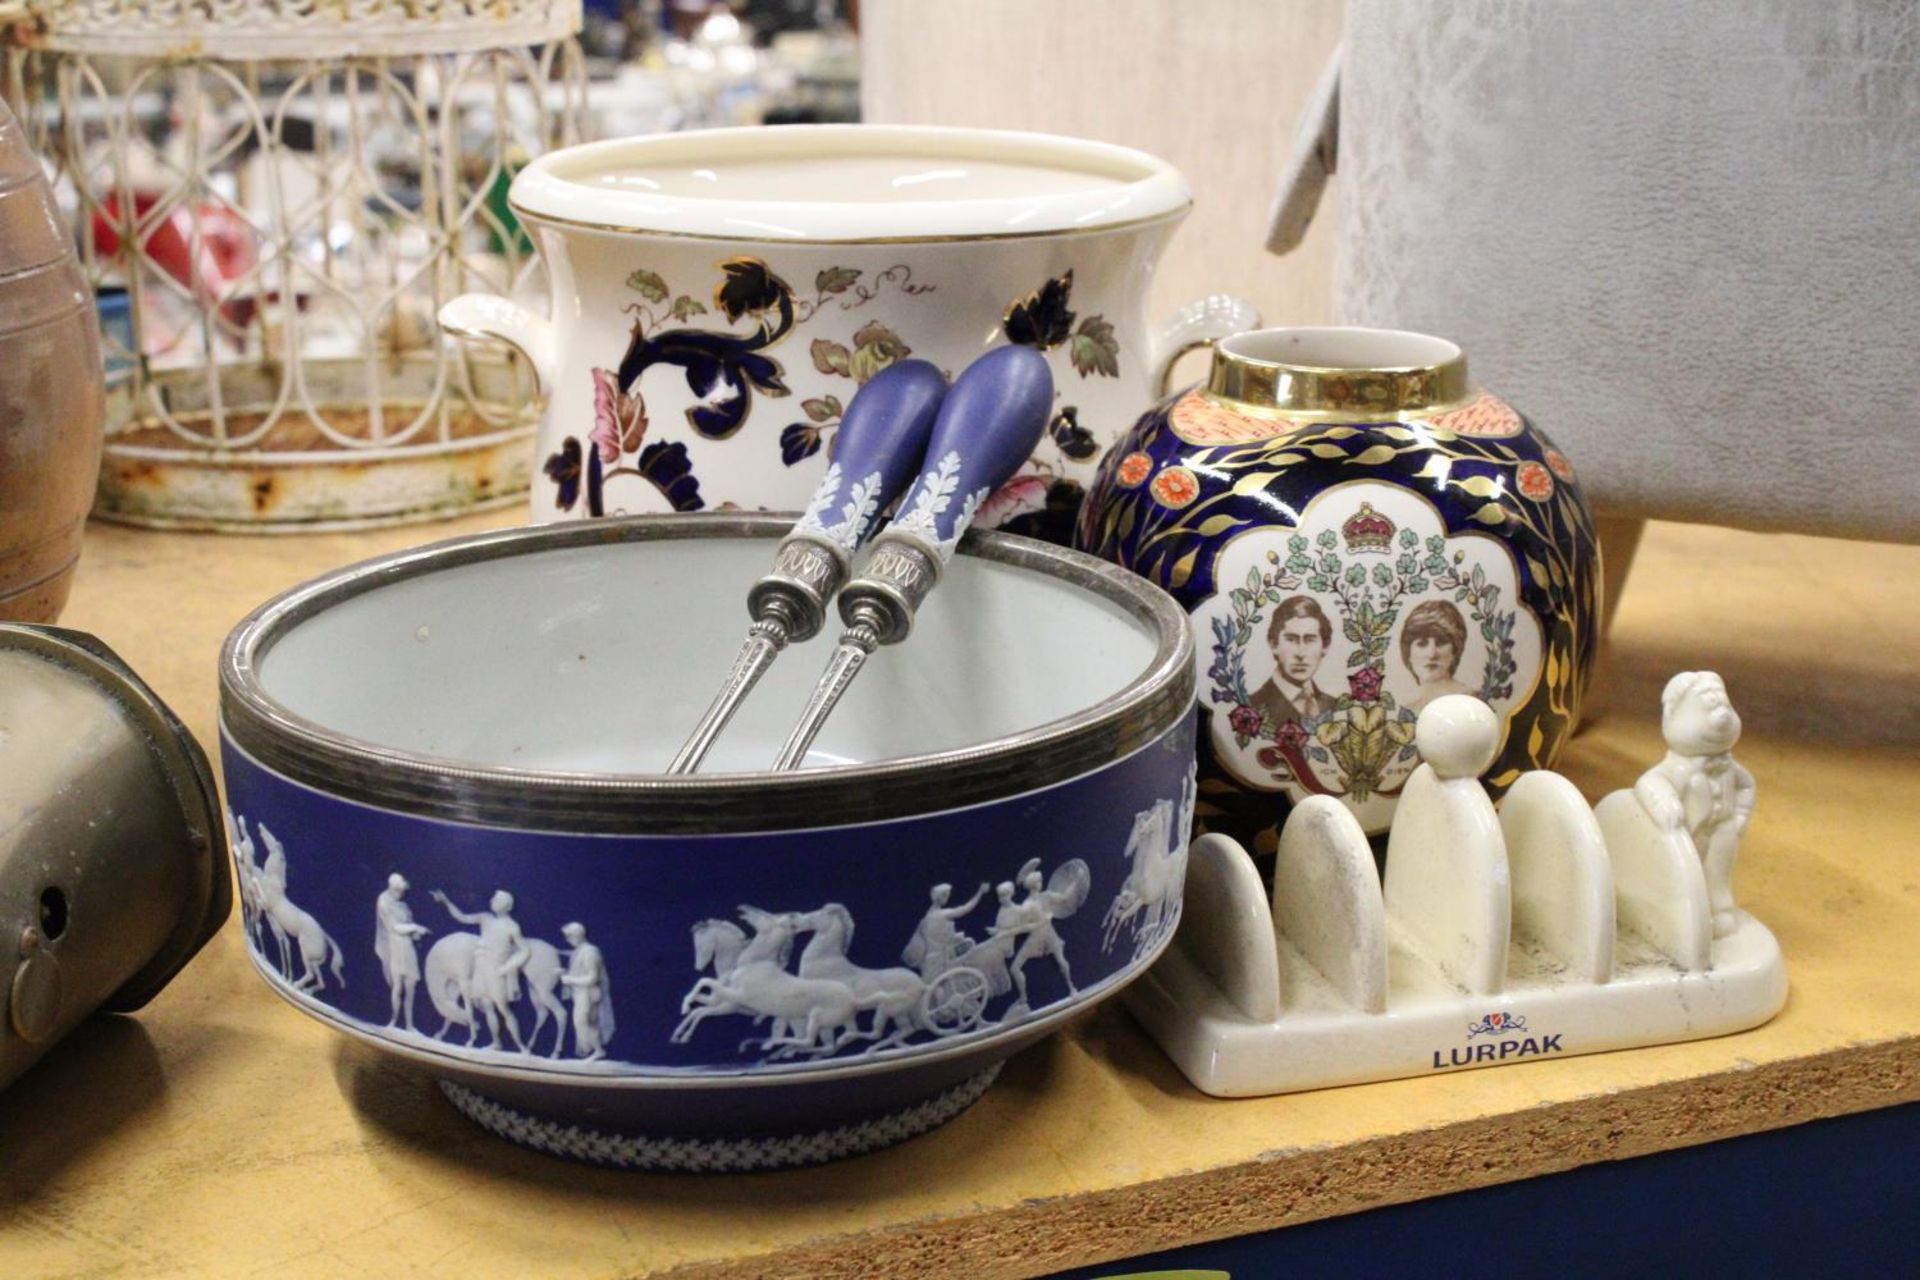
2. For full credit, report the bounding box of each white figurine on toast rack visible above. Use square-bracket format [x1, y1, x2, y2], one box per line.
[1128, 676, 1787, 1097]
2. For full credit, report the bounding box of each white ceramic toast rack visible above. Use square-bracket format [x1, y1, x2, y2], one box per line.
[1129, 674, 1787, 1097]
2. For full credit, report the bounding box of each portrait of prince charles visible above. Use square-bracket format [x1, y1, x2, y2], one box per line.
[1248, 595, 1338, 730]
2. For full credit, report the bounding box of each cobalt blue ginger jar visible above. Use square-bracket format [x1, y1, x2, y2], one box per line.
[1076, 327, 1600, 849]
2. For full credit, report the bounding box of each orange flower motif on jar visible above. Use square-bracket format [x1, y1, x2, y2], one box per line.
[1116, 452, 1154, 488]
[1545, 449, 1576, 483]
[1517, 461, 1555, 501]
[1149, 466, 1200, 509]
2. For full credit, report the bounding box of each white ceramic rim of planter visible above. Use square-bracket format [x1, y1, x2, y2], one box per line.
[218, 513, 1195, 834]
[507, 124, 1193, 242]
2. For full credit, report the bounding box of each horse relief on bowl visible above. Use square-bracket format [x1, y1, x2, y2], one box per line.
[232, 812, 622, 1063]
[1196, 483, 1544, 834]
[675, 776, 1192, 1067]
[672, 857, 1094, 1064]
[226, 777, 1192, 1075]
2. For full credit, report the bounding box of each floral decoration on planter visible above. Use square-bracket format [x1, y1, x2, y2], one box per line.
[543, 257, 937, 510]
[1000, 269, 1121, 379]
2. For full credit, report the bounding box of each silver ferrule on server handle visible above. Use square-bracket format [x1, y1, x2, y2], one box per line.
[744, 534, 849, 647]
[830, 533, 941, 648]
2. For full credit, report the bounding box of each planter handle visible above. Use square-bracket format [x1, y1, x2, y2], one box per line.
[439, 294, 557, 399]
[1151, 295, 1263, 397]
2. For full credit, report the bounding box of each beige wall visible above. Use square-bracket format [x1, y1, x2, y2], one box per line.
[861, 0, 1343, 367]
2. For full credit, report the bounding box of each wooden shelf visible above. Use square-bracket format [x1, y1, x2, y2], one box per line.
[3, 513, 1916, 1279]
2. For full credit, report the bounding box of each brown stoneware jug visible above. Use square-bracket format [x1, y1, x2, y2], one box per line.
[1, 97, 102, 623]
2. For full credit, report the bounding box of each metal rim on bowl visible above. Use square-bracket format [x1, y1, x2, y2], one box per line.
[219, 514, 1194, 834]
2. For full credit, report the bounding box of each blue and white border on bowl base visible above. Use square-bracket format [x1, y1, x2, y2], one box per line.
[439, 1064, 1003, 1172]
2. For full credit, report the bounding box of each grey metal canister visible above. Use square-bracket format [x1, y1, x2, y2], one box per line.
[0, 624, 230, 1091]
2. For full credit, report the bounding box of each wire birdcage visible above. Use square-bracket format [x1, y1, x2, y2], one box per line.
[2, 0, 587, 529]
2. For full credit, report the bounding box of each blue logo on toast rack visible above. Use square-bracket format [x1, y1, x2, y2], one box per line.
[1434, 1011, 1563, 1070]
[1467, 1011, 1528, 1037]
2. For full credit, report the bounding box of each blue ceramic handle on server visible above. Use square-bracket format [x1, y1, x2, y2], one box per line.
[876, 344, 1055, 565]
[770, 346, 1054, 771]
[667, 359, 948, 775]
[786, 358, 949, 562]
[738, 356, 949, 646]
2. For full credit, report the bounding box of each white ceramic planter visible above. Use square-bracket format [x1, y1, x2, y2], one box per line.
[441, 125, 1257, 533]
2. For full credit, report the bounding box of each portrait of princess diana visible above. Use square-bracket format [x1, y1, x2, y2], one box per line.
[1398, 598, 1474, 710]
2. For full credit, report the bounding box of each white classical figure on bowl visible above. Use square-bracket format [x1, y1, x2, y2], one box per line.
[374, 874, 431, 1032]
[903, 882, 991, 980]
[427, 889, 570, 1057]
[560, 922, 615, 1062]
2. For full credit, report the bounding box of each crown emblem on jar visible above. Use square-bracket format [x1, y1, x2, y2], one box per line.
[1341, 502, 1396, 554]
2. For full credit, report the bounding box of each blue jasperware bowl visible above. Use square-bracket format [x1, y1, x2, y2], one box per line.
[218, 514, 1195, 1170]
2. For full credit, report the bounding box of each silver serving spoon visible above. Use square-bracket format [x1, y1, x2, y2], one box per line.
[666, 359, 948, 774]
[771, 345, 1054, 771]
